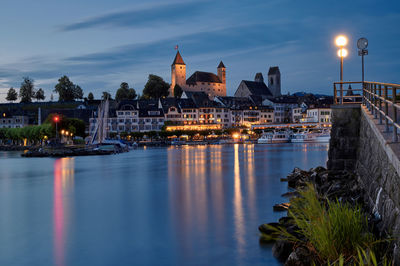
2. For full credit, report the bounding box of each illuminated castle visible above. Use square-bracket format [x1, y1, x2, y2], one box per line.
[170, 51, 226, 98]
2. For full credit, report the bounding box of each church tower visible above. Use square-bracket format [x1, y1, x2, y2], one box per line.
[217, 61, 226, 84]
[170, 51, 186, 97]
[268, 66, 281, 98]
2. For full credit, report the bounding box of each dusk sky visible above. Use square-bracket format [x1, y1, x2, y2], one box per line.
[0, 0, 399, 101]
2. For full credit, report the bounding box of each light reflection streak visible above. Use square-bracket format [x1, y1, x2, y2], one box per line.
[233, 144, 244, 254]
[53, 158, 75, 266]
[210, 145, 224, 235]
[245, 145, 256, 222]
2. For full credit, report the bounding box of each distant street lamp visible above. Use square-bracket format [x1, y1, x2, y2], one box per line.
[53, 115, 60, 142]
[335, 35, 348, 103]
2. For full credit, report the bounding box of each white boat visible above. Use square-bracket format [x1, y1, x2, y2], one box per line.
[171, 138, 186, 145]
[258, 131, 291, 144]
[304, 129, 331, 143]
[291, 132, 306, 143]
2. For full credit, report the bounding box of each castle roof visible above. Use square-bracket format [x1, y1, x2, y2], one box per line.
[172, 51, 185, 65]
[218, 61, 225, 68]
[186, 71, 222, 85]
[241, 80, 272, 97]
[268, 66, 280, 75]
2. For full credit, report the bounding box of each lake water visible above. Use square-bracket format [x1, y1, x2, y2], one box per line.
[0, 143, 329, 266]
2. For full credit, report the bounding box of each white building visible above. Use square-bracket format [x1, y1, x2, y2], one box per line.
[300, 108, 332, 126]
[0, 114, 29, 128]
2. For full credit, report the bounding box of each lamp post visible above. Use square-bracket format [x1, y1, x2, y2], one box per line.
[335, 35, 348, 104]
[53, 115, 60, 142]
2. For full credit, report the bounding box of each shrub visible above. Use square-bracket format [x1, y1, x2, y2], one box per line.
[266, 184, 392, 265]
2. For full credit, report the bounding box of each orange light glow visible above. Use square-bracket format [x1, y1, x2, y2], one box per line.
[337, 48, 348, 58]
[335, 35, 348, 46]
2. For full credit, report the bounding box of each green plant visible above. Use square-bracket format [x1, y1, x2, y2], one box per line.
[265, 183, 392, 265]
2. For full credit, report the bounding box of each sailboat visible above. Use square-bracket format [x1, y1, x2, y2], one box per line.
[89, 98, 127, 152]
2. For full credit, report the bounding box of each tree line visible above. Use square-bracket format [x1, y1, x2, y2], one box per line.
[0, 114, 85, 145]
[5, 74, 179, 103]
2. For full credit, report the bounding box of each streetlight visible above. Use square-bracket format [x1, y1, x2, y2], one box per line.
[335, 35, 348, 103]
[53, 115, 60, 142]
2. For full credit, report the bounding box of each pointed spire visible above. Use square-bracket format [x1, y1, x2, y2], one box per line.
[218, 61, 225, 68]
[172, 51, 185, 65]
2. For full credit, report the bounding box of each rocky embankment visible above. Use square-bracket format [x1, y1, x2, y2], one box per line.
[259, 167, 384, 265]
[0, 145, 32, 151]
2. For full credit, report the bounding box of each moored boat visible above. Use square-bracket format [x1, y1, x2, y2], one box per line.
[258, 130, 291, 144]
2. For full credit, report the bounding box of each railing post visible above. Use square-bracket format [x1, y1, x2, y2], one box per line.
[385, 86, 389, 132]
[379, 85, 383, 125]
[334, 84, 337, 104]
[340, 82, 343, 104]
[368, 83, 372, 111]
[393, 86, 398, 142]
[374, 84, 378, 119]
[362, 82, 366, 106]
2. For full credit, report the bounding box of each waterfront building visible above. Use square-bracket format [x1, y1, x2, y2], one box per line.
[262, 95, 299, 123]
[300, 108, 332, 127]
[169, 51, 226, 98]
[0, 112, 29, 128]
[292, 107, 303, 123]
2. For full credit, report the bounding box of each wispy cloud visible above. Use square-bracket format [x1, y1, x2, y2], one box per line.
[60, 0, 211, 32]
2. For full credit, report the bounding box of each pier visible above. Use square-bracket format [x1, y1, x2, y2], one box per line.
[329, 81, 400, 260]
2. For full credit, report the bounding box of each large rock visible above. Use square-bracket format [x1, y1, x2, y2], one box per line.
[272, 238, 293, 262]
[284, 246, 312, 266]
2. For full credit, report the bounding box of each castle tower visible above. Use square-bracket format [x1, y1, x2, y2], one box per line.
[217, 61, 226, 84]
[170, 51, 186, 97]
[268, 66, 281, 98]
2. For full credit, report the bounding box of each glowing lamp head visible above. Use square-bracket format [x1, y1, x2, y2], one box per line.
[61, 130, 65, 135]
[335, 35, 348, 47]
[337, 48, 348, 58]
[53, 116, 59, 122]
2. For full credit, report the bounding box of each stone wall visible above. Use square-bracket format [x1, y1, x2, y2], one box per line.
[327, 105, 361, 171]
[328, 105, 400, 260]
[356, 108, 400, 257]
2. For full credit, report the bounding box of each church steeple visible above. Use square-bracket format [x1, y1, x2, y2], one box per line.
[172, 51, 185, 65]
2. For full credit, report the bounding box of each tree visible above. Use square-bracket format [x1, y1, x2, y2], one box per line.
[142, 74, 170, 99]
[19, 77, 35, 103]
[88, 92, 94, 101]
[54, 75, 83, 101]
[115, 82, 137, 101]
[102, 91, 112, 100]
[35, 88, 46, 101]
[6, 87, 18, 102]
[174, 84, 183, 98]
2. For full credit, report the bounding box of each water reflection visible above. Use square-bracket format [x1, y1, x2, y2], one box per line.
[53, 158, 75, 266]
[233, 144, 245, 255]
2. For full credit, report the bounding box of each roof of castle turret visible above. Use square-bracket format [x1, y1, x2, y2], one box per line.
[172, 51, 185, 65]
[218, 61, 225, 68]
[268, 66, 280, 75]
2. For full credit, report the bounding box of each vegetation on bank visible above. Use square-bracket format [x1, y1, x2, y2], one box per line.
[265, 184, 393, 265]
[0, 114, 85, 145]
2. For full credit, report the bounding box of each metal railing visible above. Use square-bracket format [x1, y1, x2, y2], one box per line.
[334, 81, 400, 142]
